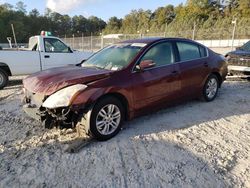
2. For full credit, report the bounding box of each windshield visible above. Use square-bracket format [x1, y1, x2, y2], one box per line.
[242, 41, 250, 51]
[82, 43, 146, 71]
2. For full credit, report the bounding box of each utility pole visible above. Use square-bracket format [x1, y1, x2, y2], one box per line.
[11, 24, 18, 50]
[72, 34, 75, 49]
[90, 32, 93, 52]
[192, 22, 196, 40]
[81, 32, 84, 51]
[231, 18, 237, 51]
[100, 32, 104, 49]
[164, 22, 167, 37]
[137, 30, 142, 39]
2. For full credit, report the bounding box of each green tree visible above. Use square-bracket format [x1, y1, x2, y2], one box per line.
[104, 16, 122, 34]
[121, 10, 140, 33]
[29, 9, 39, 17]
[1, 0, 250, 42]
[237, 0, 250, 16]
[1, 3, 13, 10]
[15, 1, 27, 14]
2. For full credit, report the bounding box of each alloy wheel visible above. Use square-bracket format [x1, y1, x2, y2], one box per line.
[95, 104, 121, 135]
[0, 74, 3, 85]
[206, 78, 218, 99]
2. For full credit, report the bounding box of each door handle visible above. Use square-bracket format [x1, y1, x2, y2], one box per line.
[44, 55, 50, 58]
[172, 70, 178, 75]
[204, 62, 208, 67]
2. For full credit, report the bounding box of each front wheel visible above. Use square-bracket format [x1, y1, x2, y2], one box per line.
[0, 69, 8, 89]
[202, 74, 219, 102]
[78, 96, 125, 141]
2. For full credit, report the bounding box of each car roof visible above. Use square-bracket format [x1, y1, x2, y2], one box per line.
[120, 37, 201, 45]
[120, 37, 164, 44]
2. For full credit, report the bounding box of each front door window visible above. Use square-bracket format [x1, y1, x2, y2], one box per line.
[140, 42, 174, 68]
[44, 38, 70, 53]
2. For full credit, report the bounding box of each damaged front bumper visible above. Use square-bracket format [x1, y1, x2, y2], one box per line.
[22, 92, 84, 129]
[227, 57, 250, 76]
[228, 65, 250, 75]
[23, 104, 41, 121]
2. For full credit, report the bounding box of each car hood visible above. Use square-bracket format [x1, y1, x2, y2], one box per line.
[23, 66, 113, 95]
[228, 50, 250, 57]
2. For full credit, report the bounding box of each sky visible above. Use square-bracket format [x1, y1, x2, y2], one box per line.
[0, 0, 185, 21]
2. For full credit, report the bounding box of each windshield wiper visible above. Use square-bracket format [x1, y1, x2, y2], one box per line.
[83, 65, 105, 70]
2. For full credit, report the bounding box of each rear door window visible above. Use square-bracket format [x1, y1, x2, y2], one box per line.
[177, 42, 204, 61]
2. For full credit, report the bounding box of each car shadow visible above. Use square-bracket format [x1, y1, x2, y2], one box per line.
[8, 78, 23, 87]
[0, 81, 249, 186]
[0, 78, 23, 93]
[1, 76, 26, 91]
[120, 81, 250, 137]
[0, 78, 23, 101]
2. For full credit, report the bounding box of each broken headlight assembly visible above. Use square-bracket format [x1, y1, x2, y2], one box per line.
[42, 84, 87, 109]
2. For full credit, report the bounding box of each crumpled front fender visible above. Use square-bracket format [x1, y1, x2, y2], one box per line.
[70, 87, 106, 110]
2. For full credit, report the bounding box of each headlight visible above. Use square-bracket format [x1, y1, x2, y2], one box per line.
[42, 84, 87, 109]
[225, 55, 231, 61]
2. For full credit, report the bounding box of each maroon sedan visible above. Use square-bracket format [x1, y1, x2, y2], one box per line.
[23, 38, 228, 140]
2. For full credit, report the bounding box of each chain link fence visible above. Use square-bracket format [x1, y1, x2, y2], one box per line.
[61, 27, 250, 52]
[61, 34, 145, 52]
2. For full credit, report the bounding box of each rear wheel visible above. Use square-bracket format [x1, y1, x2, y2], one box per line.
[202, 74, 219, 102]
[0, 69, 8, 89]
[77, 96, 125, 141]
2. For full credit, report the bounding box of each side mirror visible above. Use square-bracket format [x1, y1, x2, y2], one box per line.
[236, 46, 242, 50]
[136, 60, 156, 72]
[76, 59, 86, 67]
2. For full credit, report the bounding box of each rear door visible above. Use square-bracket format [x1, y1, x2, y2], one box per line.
[131, 41, 181, 111]
[41, 38, 77, 70]
[175, 41, 210, 97]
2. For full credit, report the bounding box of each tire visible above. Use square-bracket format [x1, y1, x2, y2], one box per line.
[202, 74, 219, 102]
[78, 96, 125, 141]
[0, 69, 8, 89]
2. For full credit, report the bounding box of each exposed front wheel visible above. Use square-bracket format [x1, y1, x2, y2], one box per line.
[78, 96, 124, 141]
[202, 74, 219, 102]
[0, 69, 8, 89]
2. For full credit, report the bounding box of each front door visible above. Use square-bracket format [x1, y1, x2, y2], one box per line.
[131, 41, 181, 111]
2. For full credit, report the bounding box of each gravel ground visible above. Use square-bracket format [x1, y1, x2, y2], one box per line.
[0, 77, 249, 188]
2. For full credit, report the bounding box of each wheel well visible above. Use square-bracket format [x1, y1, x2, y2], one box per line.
[96, 93, 129, 120]
[0, 63, 12, 76]
[211, 72, 222, 87]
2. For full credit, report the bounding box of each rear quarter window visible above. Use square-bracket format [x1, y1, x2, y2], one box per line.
[199, 46, 207, 57]
[177, 42, 207, 61]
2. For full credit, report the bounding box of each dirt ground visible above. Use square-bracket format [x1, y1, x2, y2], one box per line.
[0, 77, 249, 188]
